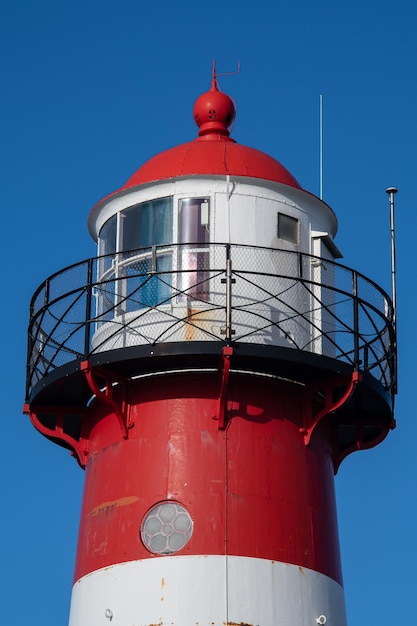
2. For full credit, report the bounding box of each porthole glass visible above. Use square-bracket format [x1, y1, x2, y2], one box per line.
[141, 502, 193, 555]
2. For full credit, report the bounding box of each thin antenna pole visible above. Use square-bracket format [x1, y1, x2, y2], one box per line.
[319, 94, 323, 199]
[226, 174, 231, 244]
[386, 187, 398, 330]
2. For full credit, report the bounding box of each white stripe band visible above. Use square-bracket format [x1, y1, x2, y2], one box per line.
[69, 555, 347, 625]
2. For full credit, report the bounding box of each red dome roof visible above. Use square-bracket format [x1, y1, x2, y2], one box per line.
[122, 135, 301, 189]
[119, 75, 300, 191]
[121, 137, 300, 189]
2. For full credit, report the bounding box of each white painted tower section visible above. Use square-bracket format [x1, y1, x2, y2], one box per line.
[69, 556, 347, 626]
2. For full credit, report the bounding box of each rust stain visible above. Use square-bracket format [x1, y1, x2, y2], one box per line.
[185, 309, 210, 341]
[88, 495, 139, 517]
[298, 565, 305, 575]
[161, 577, 165, 589]
[225, 623, 255, 626]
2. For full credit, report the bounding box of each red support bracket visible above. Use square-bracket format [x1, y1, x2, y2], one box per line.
[333, 413, 396, 473]
[23, 403, 89, 469]
[217, 346, 233, 430]
[80, 360, 133, 438]
[300, 370, 362, 446]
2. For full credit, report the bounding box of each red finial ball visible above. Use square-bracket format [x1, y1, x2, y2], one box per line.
[193, 80, 236, 138]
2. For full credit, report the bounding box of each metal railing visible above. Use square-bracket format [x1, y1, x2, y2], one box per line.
[26, 243, 396, 400]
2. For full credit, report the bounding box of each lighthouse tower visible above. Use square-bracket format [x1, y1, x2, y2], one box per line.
[25, 72, 396, 626]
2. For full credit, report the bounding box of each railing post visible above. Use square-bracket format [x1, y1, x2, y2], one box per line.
[44, 278, 50, 307]
[391, 315, 398, 396]
[222, 244, 235, 343]
[352, 270, 360, 369]
[113, 252, 121, 315]
[298, 251, 303, 278]
[84, 258, 93, 358]
[26, 329, 34, 401]
[363, 344, 369, 371]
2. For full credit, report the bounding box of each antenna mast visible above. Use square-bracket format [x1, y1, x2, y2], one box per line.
[386, 186, 398, 331]
[386, 186, 398, 394]
[319, 94, 323, 199]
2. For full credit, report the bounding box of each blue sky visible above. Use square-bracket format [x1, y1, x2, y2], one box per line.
[1, 1, 416, 624]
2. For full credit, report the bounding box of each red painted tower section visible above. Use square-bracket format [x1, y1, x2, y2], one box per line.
[25, 73, 396, 626]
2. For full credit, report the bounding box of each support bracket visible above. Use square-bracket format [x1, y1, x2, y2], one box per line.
[217, 346, 233, 430]
[80, 361, 133, 438]
[23, 403, 89, 469]
[301, 370, 362, 446]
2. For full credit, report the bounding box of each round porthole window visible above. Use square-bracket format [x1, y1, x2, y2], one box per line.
[141, 501, 193, 555]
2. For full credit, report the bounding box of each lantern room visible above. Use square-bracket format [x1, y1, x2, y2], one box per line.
[87, 76, 343, 355]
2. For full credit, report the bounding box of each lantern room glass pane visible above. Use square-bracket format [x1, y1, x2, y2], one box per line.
[98, 215, 117, 273]
[178, 198, 209, 245]
[97, 198, 174, 317]
[178, 198, 210, 301]
[121, 196, 173, 251]
[124, 252, 172, 312]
